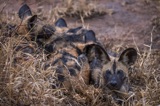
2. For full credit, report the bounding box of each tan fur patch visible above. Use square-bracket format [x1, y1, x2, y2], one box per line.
[17, 16, 32, 35]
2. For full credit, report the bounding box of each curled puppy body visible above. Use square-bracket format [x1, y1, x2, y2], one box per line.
[44, 25, 97, 55]
[17, 6, 83, 47]
[45, 51, 90, 91]
[43, 27, 98, 91]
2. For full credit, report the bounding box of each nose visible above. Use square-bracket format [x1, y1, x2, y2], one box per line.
[109, 80, 117, 87]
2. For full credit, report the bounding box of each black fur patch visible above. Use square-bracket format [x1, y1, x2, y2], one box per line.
[62, 51, 77, 59]
[112, 60, 116, 73]
[65, 34, 84, 43]
[44, 44, 55, 53]
[74, 63, 81, 71]
[69, 68, 77, 76]
[37, 25, 55, 39]
[90, 58, 102, 69]
[56, 66, 65, 82]
[27, 15, 37, 31]
[14, 44, 35, 54]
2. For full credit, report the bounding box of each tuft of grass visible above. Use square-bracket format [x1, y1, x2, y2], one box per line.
[51, 0, 107, 19]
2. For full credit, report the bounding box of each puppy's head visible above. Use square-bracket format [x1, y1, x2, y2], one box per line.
[84, 45, 137, 91]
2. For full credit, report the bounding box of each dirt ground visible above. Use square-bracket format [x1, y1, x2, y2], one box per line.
[1, 0, 160, 50]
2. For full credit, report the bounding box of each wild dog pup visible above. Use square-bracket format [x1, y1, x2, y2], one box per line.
[17, 4, 83, 46]
[84, 44, 137, 98]
[43, 23, 97, 91]
[44, 18, 94, 54]
[17, 4, 55, 43]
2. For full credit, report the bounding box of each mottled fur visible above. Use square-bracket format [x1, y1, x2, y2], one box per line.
[44, 28, 97, 90]
[86, 47, 137, 92]
[14, 4, 138, 101]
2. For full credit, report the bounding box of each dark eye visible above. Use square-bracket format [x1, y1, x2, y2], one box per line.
[106, 70, 111, 75]
[117, 70, 124, 77]
[105, 70, 112, 80]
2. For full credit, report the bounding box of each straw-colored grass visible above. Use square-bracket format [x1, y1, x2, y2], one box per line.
[50, 0, 107, 19]
[0, 19, 160, 106]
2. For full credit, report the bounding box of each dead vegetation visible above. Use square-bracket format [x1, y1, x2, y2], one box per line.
[0, 0, 160, 106]
[35, 0, 108, 21]
[52, 0, 107, 19]
[0, 24, 159, 106]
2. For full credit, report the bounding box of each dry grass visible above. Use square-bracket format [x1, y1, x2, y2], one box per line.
[52, 0, 107, 19]
[6, 0, 111, 27]
[36, 0, 107, 21]
[0, 1, 160, 106]
[0, 20, 160, 106]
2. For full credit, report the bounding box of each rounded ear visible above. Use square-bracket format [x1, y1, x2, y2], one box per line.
[55, 18, 67, 27]
[84, 30, 97, 43]
[28, 15, 37, 30]
[118, 48, 137, 66]
[18, 4, 32, 20]
[83, 44, 110, 64]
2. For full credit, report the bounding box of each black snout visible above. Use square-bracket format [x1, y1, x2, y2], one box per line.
[109, 80, 117, 87]
[107, 75, 119, 89]
[105, 70, 124, 90]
